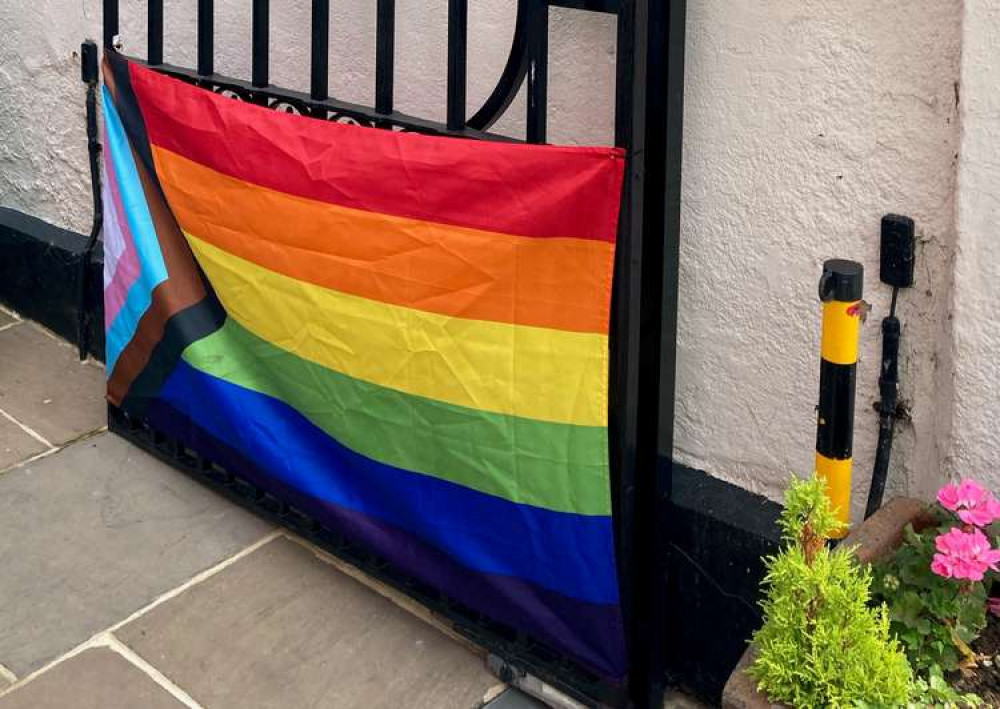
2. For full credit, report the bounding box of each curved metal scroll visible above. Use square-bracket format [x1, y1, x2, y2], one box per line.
[466, 0, 531, 132]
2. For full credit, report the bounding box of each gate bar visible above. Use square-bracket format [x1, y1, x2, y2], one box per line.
[148, 0, 164, 65]
[653, 0, 687, 703]
[375, 0, 395, 115]
[252, 0, 269, 87]
[197, 0, 214, 76]
[526, 2, 548, 144]
[310, 0, 330, 100]
[103, 0, 118, 48]
[447, 0, 468, 131]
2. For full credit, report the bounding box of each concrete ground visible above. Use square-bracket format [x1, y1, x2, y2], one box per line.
[0, 307, 707, 709]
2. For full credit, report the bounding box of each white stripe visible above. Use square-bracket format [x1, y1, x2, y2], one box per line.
[102, 177, 126, 287]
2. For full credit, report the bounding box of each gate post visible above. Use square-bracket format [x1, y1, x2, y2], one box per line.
[615, 0, 687, 705]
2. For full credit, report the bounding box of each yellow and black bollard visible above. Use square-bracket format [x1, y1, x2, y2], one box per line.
[816, 260, 864, 537]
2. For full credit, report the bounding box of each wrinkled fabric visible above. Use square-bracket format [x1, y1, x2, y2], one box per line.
[103, 51, 627, 680]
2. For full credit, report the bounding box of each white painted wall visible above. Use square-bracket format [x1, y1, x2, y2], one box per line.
[0, 1, 100, 233]
[947, 1, 1000, 490]
[676, 0, 963, 520]
[0, 1, 996, 520]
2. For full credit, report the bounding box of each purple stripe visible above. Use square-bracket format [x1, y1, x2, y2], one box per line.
[144, 399, 628, 680]
[103, 128, 142, 329]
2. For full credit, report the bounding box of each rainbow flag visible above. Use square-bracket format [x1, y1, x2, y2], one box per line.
[102, 52, 626, 680]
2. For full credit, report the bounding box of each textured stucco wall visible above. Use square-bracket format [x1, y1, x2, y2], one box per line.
[0, 2, 100, 233]
[0, 2, 989, 517]
[947, 1, 1000, 487]
[676, 0, 963, 518]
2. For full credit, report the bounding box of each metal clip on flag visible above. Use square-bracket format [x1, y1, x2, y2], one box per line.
[816, 259, 864, 537]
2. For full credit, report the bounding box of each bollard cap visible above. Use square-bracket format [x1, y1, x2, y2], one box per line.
[819, 259, 864, 302]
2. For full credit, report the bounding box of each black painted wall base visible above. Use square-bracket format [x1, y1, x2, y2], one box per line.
[0, 207, 103, 361]
[664, 464, 781, 705]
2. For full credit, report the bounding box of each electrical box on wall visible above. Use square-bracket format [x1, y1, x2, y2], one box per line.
[880, 215, 915, 288]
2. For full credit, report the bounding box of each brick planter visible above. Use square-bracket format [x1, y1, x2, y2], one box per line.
[720, 497, 930, 709]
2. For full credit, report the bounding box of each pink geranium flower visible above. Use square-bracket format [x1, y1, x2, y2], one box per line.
[938, 479, 1000, 527]
[931, 527, 1000, 581]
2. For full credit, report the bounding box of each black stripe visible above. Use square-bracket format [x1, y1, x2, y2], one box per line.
[106, 51, 158, 184]
[816, 359, 856, 459]
[120, 296, 227, 416]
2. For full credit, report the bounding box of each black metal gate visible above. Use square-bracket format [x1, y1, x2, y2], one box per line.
[99, 1, 686, 705]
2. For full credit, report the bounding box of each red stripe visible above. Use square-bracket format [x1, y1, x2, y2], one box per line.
[128, 62, 624, 243]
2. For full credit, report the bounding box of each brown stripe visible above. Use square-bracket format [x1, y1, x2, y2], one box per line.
[106, 141, 208, 404]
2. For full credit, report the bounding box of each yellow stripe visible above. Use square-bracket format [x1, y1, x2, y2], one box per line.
[187, 234, 609, 426]
[820, 301, 860, 365]
[816, 454, 852, 537]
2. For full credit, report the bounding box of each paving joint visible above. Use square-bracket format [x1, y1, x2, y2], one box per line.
[281, 531, 486, 657]
[0, 425, 107, 477]
[0, 529, 281, 702]
[102, 633, 204, 709]
[0, 663, 17, 686]
[0, 406, 53, 448]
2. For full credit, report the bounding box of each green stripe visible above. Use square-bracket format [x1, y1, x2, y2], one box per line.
[181, 319, 611, 515]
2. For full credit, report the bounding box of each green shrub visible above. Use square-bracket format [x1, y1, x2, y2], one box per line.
[748, 476, 913, 708]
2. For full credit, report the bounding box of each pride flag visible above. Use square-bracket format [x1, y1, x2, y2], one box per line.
[102, 52, 627, 680]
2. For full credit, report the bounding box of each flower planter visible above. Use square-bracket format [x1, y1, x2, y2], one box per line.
[720, 497, 930, 709]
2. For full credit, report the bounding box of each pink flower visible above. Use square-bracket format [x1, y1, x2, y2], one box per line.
[937, 479, 1000, 527]
[931, 554, 956, 578]
[931, 527, 1000, 581]
[988, 598, 1000, 617]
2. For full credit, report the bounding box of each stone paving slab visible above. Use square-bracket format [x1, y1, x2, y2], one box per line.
[0, 415, 46, 470]
[0, 310, 16, 328]
[0, 648, 184, 709]
[0, 433, 273, 676]
[0, 322, 105, 445]
[119, 536, 499, 709]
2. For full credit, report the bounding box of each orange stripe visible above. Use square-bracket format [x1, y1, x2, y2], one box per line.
[152, 146, 615, 334]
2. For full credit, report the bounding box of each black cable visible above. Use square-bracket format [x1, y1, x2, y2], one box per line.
[865, 293, 901, 519]
[77, 41, 103, 361]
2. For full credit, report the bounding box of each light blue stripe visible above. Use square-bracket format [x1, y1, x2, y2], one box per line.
[102, 86, 168, 373]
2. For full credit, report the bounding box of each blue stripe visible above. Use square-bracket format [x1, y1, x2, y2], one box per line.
[103, 86, 168, 373]
[160, 360, 620, 604]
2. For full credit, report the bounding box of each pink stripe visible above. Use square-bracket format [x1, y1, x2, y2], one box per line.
[103, 138, 142, 329]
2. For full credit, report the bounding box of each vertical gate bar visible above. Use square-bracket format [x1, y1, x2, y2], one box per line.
[197, 0, 214, 76]
[375, 0, 396, 115]
[639, 0, 687, 704]
[525, 2, 548, 144]
[103, 0, 119, 48]
[148, 0, 164, 65]
[311, 0, 330, 100]
[656, 0, 687, 555]
[447, 0, 468, 131]
[611, 0, 668, 705]
[252, 0, 270, 87]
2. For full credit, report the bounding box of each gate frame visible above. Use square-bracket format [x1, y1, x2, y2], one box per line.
[99, 1, 686, 705]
